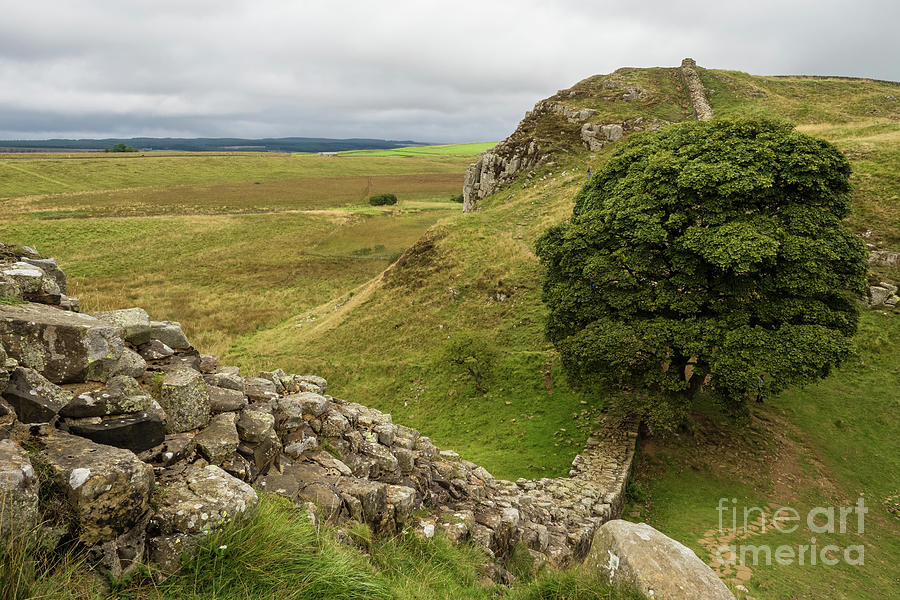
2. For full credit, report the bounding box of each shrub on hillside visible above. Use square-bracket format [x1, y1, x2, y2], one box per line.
[369, 193, 398, 206]
[450, 193, 464, 203]
[440, 331, 498, 394]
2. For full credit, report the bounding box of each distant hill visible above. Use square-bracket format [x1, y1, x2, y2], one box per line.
[0, 136, 425, 153]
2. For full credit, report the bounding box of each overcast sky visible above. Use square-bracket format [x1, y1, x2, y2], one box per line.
[1, 0, 897, 143]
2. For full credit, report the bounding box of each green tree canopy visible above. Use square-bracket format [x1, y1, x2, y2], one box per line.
[535, 119, 867, 422]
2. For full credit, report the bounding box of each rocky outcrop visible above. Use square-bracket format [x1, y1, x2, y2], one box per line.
[581, 116, 667, 152]
[868, 281, 899, 307]
[681, 58, 714, 121]
[461, 74, 668, 212]
[585, 520, 736, 600]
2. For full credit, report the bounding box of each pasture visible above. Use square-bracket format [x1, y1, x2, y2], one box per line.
[0, 151, 468, 357]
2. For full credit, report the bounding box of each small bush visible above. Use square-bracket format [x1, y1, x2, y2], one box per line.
[369, 193, 398, 206]
[450, 193, 464, 203]
[440, 331, 498, 394]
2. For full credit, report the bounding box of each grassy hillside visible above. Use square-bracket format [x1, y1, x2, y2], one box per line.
[231, 66, 900, 599]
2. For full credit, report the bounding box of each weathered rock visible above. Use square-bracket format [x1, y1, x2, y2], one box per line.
[65, 411, 166, 453]
[681, 58, 714, 121]
[194, 412, 240, 465]
[138, 339, 174, 361]
[275, 392, 329, 433]
[90, 308, 151, 341]
[244, 377, 279, 403]
[0, 439, 40, 536]
[0, 303, 125, 383]
[335, 477, 387, 525]
[130, 320, 191, 350]
[869, 284, 893, 306]
[237, 428, 281, 473]
[386, 484, 418, 523]
[42, 431, 154, 545]
[0, 274, 21, 299]
[2, 262, 43, 293]
[112, 348, 147, 379]
[149, 463, 257, 536]
[236, 408, 275, 442]
[204, 371, 244, 392]
[60, 375, 155, 418]
[3, 366, 72, 423]
[140, 432, 196, 466]
[20, 257, 67, 294]
[197, 354, 218, 374]
[208, 385, 248, 413]
[153, 368, 210, 433]
[584, 520, 735, 600]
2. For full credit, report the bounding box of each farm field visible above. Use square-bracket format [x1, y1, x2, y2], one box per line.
[1, 151, 468, 357]
[335, 142, 497, 157]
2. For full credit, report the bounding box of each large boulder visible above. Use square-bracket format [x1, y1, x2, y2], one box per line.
[153, 368, 210, 433]
[0, 303, 124, 383]
[584, 520, 735, 600]
[0, 439, 40, 536]
[41, 432, 154, 545]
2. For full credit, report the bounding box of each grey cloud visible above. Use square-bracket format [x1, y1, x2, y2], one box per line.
[0, 0, 897, 143]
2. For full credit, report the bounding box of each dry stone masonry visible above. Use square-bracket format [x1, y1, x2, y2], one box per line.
[680, 58, 714, 121]
[0, 243, 639, 580]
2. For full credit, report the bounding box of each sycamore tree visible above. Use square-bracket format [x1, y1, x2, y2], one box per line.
[535, 119, 867, 427]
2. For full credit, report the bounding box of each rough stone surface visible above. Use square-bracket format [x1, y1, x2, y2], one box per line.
[90, 308, 151, 341]
[154, 368, 210, 433]
[42, 431, 154, 545]
[130, 321, 191, 350]
[194, 412, 240, 465]
[0, 439, 40, 536]
[65, 411, 165, 453]
[3, 366, 72, 424]
[20, 257, 67, 294]
[208, 385, 248, 413]
[585, 520, 735, 600]
[0, 303, 124, 383]
[60, 374, 154, 418]
[138, 339, 174, 361]
[148, 463, 257, 536]
[681, 58, 714, 121]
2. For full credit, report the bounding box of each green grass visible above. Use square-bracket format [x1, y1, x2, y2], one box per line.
[335, 142, 497, 157]
[7, 493, 643, 600]
[625, 310, 900, 600]
[0, 152, 471, 199]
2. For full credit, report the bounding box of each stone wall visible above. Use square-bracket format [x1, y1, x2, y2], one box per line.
[680, 58, 714, 121]
[0, 244, 638, 580]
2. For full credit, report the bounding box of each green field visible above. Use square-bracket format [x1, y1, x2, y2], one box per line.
[0, 151, 468, 357]
[334, 142, 497, 157]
